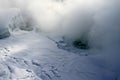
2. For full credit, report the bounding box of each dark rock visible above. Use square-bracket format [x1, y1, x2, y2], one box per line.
[19, 26, 33, 31]
[0, 28, 10, 39]
[73, 40, 89, 49]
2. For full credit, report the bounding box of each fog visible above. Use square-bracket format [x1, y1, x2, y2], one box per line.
[0, 0, 120, 79]
[0, 0, 120, 51]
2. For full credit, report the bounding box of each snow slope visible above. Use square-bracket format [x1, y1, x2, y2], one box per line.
[0, 31, 119, 80]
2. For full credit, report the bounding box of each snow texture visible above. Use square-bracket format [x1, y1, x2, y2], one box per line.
[0, 31, 119, 80]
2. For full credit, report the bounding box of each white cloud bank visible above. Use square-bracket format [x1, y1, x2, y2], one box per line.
[0, 0, 120, 50]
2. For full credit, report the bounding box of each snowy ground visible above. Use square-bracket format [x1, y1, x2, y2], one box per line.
[0, 31, 119, 80]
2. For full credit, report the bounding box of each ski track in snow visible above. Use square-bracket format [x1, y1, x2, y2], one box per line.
[0, 31, 119, 80]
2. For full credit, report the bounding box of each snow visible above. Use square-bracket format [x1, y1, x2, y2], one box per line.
[0, 0, 120, 80]
[0, 31, 119, 80]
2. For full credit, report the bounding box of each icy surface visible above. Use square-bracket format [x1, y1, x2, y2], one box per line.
[0, 31, 119, 80]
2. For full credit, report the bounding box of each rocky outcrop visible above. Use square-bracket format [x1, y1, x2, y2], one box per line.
[0, 27, 10, 39]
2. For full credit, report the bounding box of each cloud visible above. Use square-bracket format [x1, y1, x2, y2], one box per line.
[0, 0, 119, 50]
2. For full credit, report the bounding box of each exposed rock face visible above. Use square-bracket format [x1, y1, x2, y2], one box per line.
[73, 40, 89, 49]
[0, 27, 10, 39]
[19, 25, 33, 31]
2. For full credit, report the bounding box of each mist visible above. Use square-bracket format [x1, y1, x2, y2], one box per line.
[0, 0, 120, 51]
[0, 0, 120, 79]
